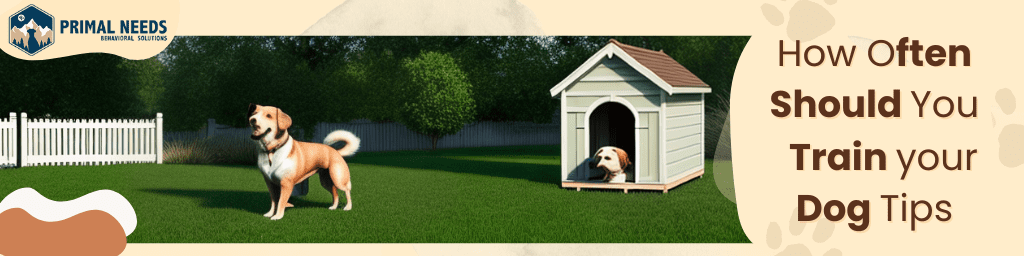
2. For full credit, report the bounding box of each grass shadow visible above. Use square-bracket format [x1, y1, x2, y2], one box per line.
[141, 188, 331, 214]
[349, 145, 562, 186]
[352, 156, 562, 186]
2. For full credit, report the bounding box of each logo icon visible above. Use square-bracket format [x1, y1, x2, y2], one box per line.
[9, 5, 54, 56]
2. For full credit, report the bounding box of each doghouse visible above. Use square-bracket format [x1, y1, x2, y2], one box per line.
[550, 39, 711, 193]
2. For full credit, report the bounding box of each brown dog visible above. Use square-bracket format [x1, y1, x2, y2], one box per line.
[588, 146, 631, 183]
[248, 104, 361, 220]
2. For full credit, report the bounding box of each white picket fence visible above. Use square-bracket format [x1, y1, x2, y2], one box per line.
[2, 112, 163, 167]
[0, 113, 17, 167]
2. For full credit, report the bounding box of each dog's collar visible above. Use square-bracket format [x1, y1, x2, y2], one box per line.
[260, 136, 294, 169]
[264, 136, 291, 154]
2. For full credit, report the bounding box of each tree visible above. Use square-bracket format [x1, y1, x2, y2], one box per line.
[352, 36, 568, 124]
[332, 42, 408, 123]
[159, 36, 233, 130]
[454, 37, 561, 123]
[398, 51, 476, 149]
[0, 52, 147, 119]
[159, 36, 330, 137]
[119, 56, 166, 115]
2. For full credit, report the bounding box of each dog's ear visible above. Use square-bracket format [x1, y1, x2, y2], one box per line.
[247, 103, 258, 117]
[616, 148, 631, 169]
[275, 108, 292, 138]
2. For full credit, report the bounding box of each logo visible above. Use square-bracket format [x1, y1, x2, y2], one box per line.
[9, 5, 54, 56]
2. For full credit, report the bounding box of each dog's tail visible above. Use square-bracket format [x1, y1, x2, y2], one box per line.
[323, 130, 361, 157]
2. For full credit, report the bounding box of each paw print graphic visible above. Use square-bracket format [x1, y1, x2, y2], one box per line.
[994, 88, 1023, 168]
[760, 0, 837, 41]
[766, 208, 842, 256]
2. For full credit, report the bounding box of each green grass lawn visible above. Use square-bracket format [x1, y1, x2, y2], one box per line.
[0, 145, 749, 243]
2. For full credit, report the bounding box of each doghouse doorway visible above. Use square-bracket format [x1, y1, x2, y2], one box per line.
[588, 102, 636, 182]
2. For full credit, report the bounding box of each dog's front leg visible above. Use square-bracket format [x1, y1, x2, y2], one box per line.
[270, 182, 294, 220]
[263, 177, 280, 218]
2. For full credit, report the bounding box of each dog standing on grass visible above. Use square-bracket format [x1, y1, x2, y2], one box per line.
[248, 104, 361, 220]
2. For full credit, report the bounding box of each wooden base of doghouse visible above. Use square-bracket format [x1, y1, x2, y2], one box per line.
[562, 169, 704, 193]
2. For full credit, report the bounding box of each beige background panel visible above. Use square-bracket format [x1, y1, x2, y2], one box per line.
[519, 0, 757, 35]
[301, 0, 543, 35]
[1, 0, 765, 36]
[732, 0, 1024, 253]
[2, 0, 1021, 255]
[0, 0, 764, 59]
[179, 0, 340, 35]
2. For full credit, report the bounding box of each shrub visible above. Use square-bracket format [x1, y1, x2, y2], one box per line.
[398, 51, 476, 150]
[163, 134, 260, 165]
[208, 135, 260, 165]
[163, 138, 218, 165]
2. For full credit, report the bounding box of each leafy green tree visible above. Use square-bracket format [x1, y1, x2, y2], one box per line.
[398, 51, 476, 149]
[159, 36, 231, 130]
[119, 56, 166, 115]
[159, 36, 330, 138]
[333, 44, 408, 122]
[350, 36, 567, 124]
[0, 52, 147, 119]
[453, 37, 561, 123]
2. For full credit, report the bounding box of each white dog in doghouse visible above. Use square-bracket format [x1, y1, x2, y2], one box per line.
[588, 146, 632, 183]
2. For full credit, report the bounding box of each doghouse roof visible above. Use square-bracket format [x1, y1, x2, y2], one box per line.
[550, 39, 710, 97]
